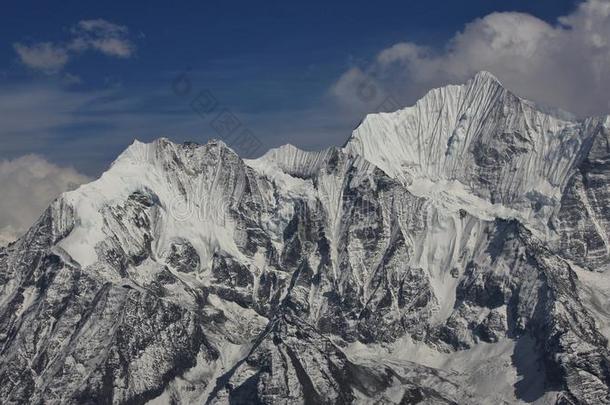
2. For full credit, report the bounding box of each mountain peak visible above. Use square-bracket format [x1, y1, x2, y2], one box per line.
[470, 70, 502, 86]
[248, 143, 343, 179]
[344, 71, 599, 233]
[113, 137, 238, 169]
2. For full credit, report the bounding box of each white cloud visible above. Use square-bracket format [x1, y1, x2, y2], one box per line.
[89, 37, 134, 58]
[69, 19, 134, 58]
[76, 19, 128, 35]
[0, 155, 90, 246]
[331, 67, 386, 110]
[332, 0, 610, 118]
[13, 42, 69, 73]
[14, 19, 135, 73]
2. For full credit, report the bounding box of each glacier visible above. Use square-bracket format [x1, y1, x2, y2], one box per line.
[1, 72, 610, 404]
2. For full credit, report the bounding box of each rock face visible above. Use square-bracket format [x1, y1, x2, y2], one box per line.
[1, 72, 610, 404]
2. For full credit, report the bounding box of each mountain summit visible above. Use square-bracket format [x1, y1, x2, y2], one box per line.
[1, 73, 610, 404]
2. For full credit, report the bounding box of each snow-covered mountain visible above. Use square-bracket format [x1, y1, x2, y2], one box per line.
[1, 72, 610, 404]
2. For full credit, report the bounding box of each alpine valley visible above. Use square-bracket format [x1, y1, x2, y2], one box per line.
[2, 72, 610, 404]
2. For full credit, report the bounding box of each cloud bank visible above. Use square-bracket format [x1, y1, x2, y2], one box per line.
[333, 0, 610, 118]
[0, 155, 90, 246]
[13, 19, 135, 73]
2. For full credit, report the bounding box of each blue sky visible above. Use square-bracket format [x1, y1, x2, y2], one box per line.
[0, 0, 590, 176]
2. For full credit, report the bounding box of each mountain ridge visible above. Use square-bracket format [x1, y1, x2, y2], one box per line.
[1, 72, 610, 404]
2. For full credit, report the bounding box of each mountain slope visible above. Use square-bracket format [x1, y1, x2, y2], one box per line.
[345, 72, 609, 235]
[1, 73, 610, 404]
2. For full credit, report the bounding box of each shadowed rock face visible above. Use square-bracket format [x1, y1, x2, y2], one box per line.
[552, 122, 610, 270]
[2, 73, 610, 404]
